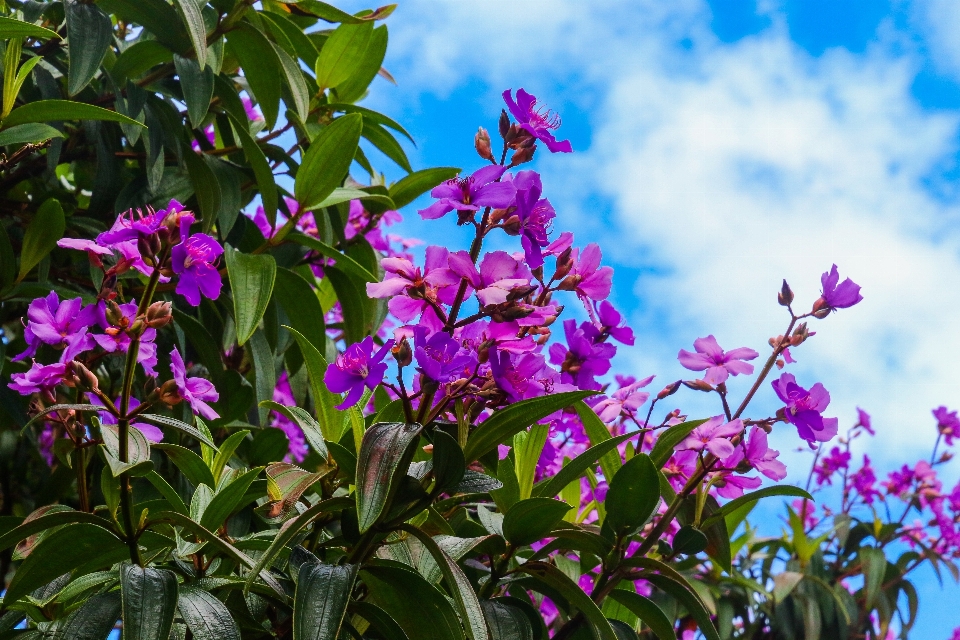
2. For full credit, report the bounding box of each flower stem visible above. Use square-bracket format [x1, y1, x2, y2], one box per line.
[732, 315, 797, 420]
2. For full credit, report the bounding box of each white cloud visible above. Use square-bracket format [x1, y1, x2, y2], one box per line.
[362, 0, 960, 472]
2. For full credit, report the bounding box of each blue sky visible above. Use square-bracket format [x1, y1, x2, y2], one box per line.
[332, 0, 960, 634]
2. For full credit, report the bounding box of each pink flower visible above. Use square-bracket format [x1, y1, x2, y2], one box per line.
[13, 291, 97, 362]
[8, 362, 68, 395]
[502, 88, 572, 153]
[418, 165, 515, 220]
[677, 335, 758, 385]
[593, 375, 654, 423]
[723, 426, 787, 481]
[366, 247, 459, 323]
[170, 348, 219, 420]
[447, 250, 532, 307]
[678, 416, 743, 459]
[933, 406, 960, 446]
[771, 373, 838, 443]
[562, 244, 613, 304]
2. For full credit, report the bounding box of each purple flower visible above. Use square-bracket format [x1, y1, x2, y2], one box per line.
[324, 336, 393, 410]
[723, 426, 787, 481]
[715, 472, 762, 500]
[490, 349, 572, 403]
[448, 250, 532, 307]
[418, 166, 516, 220]
[771, 373, 838, 443]
[678, 416, 743, 458]
[98, 200, 192, 245]
[8, 362, 68, 395]
[13, 291, 97, 362]
[266, 373, 308, 462]
[934, 406, 960, 446]
[817, 264, 863, 311]
[57, 237, 114, 257]
[90, 395, 163, 443]
[503, 88, 573, 153]
[510, 171, 555, 269]
[677, 335, 758, 386]
[548, 319, 616, 391]
[593, 375, 654, 423]
[584, 301, 635, 346]
[170, 348, 219, 420]
[562, 244, 613, 304]
[171, 233, 224, 306]
[366, 247, 460, 323]
[856, 407, 874, 435]
[93, 300, 158, 376]
[850, 455, 881, 505]
[413, 327, 477, 383]
[813, 446, 850, 485]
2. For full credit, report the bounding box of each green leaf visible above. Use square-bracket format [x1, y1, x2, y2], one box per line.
[314, 22, 373, 91]
[432, 430, 465, 491]
[335, 25, 388, 104]
[226, 25, 281, 129]
[174, 55, 214, 128]
[399, 526, 490, 640]
[513, 424, 548, 501]
[604, 454, 660, 537]
[573, 401, 622, 482]
[96, 0, 190, 53]
[65, 0, 112, 96]
[210, 430, 249, 483]
[3, 100, 146, 129]
[171, 0, 207, 70]
[389, 167, 460, 209]
[643, 574, 720, 640]
[17, 198, 64, 282]
[265, 462, 327, 504]
[356, 422, 423, 532]
[463, 391, 595, 462]
[260, 11, 320, 69]
[177, 587, 240, 640]
[138, 414, 218, 449]
[274, 267, 326, 355]
[144, 471, 189, 515]
[533, 432, 636, 499]
[60, 592, 122, 640]
[228, 113, 278, 226]
[362, 119, 411, 172]
[650, 420, 708, 468]
[200, 467, 262, 531]
[606, 591, 675, 640]
[182, 148, 220, 233]
[286, 326, 345, 441]
[271, 43, 310, 122]
[0, 16, 60, 40]
[153, 444, 216, 489]
[327, 104, 413, 143]
[100, 424, 152, 476]
[515, 562, 617, 640]
[21, 403, 102, 432]
[0, 123, 63, 147]
[325, 266, 372, 345]
[225, 244, 277, 346]
[260, 402, 329, 461]
[294, 113, 364, 210]
[860, 546, 886, 610]
[287, 232, 377, 282]
[350, 601, 410, 640]
[480, 600, 534, 640]
[302, 186, 396, 212]
[501, 498, 571, 547]
[361, 564, 465, 640]
[672, 525, 708, 555]
[293, 562, 359, 640]
[5, 523, 125, 604]
[701, 485, 813, 529]
[121, 563, 178, 640]
[111, 40, 173, 81]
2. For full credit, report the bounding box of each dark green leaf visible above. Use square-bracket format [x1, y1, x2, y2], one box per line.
[65, 0, 112, 96]
[327, 104, 413, 143]
[121, 563, 178, 640]
[606, 591, 675, 640]
[173, 311, 222, 375]
[274, 267, 326, 356]
[0, 16, 60, 40]
[463, 391, 595, 462]
[228, 112, 278, 226]
[174, 55, 214, 128]
[672, 526, 708, 555]
[285, 326, 345, 441]
[298, 1, 395, 23]
[144, 471, 189, 515]
[226, 25, 281, 129]
[389, 167, 460, 209]
[272, 43, 310, 121]
[21, 403, 102, 431]
[350, 601, 410, 640]
[111, 41, 173, 81]
[480, 600, 533, 640]
[294, 113, 363, 210]
[259, 402, 329, 461]
[171, 0, 207, 70]
[225, 244, 277, 346]
[573, 401, 621, 482]
[356, 422, 423, 532]
[451, 470, 502, 494]
[3, 100, 146, 129]
[138, 414, 218, 449]
[200, 467, 261, 531]
[604, 454, 660, 537]
[100, 424, 152, 477]
[5, 523, 125, 604]
[287, 232, 377, 282]
[249, 329, 276, 425]
[644, 574, 719, 640]
[650, 420, 708, 468]
[293, 562, 358, 640]
[153, 444, 216, 488]
[501, 498, 571, 547]
[60, 591, 122, 640]
[314, 22, 373, 91]
[432, 430, 465, 491]
[260, 11, 320, 69]
[177, 587, 239, 640]
[701, 485, 813, 529]
[515, 562, 617, 640]
[18, 198, 64, 282]
[0, 123, 63, 146]
[533, 432, 636, 499]
[860, 546, 886, 610]
[361, 564, 465, 640]
[362, 119, 411, 172]
[335, 25, 388, 104]
[96, 0, 190, 53]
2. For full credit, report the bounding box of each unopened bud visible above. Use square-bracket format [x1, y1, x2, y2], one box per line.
[508, 144, 536, 167]
[68, 361, 99, 391]
[144, 301, 173, 328]
[137, 233, 161, 261]
[392, 337, 412, 367]
[790, 322, 810, 346]
[506, 284, 537, 302]
[811, 297, 831, 319]
[776, 358, 785, 369]
[778, 279, 794, 306]
[158, 379, 182, 407]
[498, 109, 510, 139]
[143, 376, 157, 396]
[682, 379, 714, 392]
[557, 274, 581, 292]
[531, 266, 544, 282]
[552, 247, 574, 281]
[657, 380, 682, 400]
[489, 207, 511, 225]
[496, 304, 536, 322]
[475, 127, 494, 162]
[501, 215, 521, 235]
[105, 300, 124, 326]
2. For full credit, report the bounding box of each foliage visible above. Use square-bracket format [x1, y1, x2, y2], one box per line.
[0, 2, 956, 640]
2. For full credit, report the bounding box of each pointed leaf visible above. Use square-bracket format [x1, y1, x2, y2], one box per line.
[701, 486, 813, 529]
[361, 564, 465, 640]
[3, 100, 145, 129]
[0, 123, 63, 146]
[177, 587, 239, 640]
[502, 498, 571, 547]
[17, 198, 64, 281]
[533, 432, 635, 499]
[605, 454, 660, 537]
[285, 327, 344, 441]
[225, 244, 277, 346]
[432, 430, 465, 491]
[65, 0, 112, 96]
[121, 563, 178, 640]
[152, 444, 216, 488]
[388, 167, 460, 209]
[174, 55, 214, 128]
[606, 591, 675, 640]
[294, 113, 363, 210]
[274, 267, 326, 356]
[287, 232, 377, 282]
[138, 414, 218, 449]
[480, 600, 534, 640]
[650, 420, 709, 468]
[356, 422, 423, 532]
[260, 402, 329, 462]
[60, 592, 122, 640]
[293, 562, 358, 640]
[573, 401, 622, 481]
[171, 0, 207, 69]
[314, 22, 373, 91]
[0, 16, 60, 40]
[200, 467, 262, 531]
[226, 25, 280, 129]
[515, 562, 617, 640]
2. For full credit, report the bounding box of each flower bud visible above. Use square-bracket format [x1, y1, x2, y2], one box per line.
[475, 127, 494, 162]
[778, 279, 794, 306]
[557, 274, 582, 291]
[531, 265, 544, 282]
[104, 300, 124, 326]
[791, 322, 811, 346]
[67, 361, 99, 391]
[506, 284, 537, 302]
[682, 379, 714, 392]
[494, 304, 536, 322]
[657, 380, 682, 400]
[137, 233, 161, 262]
[501, 214, 521, 235]
[508, 144, 536, 167]
[143, 375, 157, 396]
[552, 247, 574, 281]
[158, 379, 182, 407]
[392, 337, 412, 367]
[498, 109, 510, 139]
[145, 301, 173, 329]
[811, 296, 831, 319]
